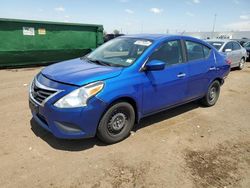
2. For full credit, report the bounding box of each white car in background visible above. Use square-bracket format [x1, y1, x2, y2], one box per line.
[206, 39, 247, 70]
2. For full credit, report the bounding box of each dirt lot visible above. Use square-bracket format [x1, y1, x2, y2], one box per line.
[0, 63, 250, 188]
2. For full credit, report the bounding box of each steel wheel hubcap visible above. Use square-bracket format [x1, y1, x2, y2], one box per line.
[108, 113, 126, 132]
[209, 87, 216, 101]
[240, 59, 244, 68]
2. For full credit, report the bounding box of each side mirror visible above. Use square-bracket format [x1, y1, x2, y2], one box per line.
[224, 49, 232, 52]
[145, 60, 165, 71]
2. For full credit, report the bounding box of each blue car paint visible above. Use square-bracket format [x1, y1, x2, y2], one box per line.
[42, 58, 123, 86]
[31, 73, 108, 139]
[29, 34, 230, 139]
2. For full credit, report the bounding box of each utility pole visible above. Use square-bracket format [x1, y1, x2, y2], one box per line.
[141, 23, 143, 33]
[212, 14, 217, 39]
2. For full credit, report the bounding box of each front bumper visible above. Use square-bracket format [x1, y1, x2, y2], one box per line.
[29, 74, 107, 139]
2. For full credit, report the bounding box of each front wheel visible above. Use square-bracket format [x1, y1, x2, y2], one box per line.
[200, 80, 221, 107]
[97, 102, 135, 144]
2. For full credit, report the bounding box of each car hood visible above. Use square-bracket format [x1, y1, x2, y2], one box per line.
[41, 58, 123, 86]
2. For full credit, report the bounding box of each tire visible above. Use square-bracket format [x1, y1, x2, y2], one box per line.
[97, 102, 135, 144]
[238, 58, 245, 70]
[200, 80, 220, 107]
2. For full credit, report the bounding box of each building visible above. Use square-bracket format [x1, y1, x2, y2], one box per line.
[183, 31, 250, 40]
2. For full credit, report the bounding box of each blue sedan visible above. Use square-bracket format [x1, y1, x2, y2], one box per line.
[29, 35, 230, 144]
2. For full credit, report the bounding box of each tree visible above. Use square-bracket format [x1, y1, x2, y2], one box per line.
[113, 29, 120, 35]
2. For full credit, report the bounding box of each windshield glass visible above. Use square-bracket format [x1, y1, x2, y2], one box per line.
[86, 38, 152, 67]
[243, 42, 250, 48]
[207, 41, 224, 50]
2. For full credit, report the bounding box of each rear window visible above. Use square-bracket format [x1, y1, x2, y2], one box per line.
[207, 41, 224, 50]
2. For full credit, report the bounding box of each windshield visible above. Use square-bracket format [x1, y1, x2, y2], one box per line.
[207, 41, 224, 50]
[243, 42, 250, 48]
[86, 38, 152, 67]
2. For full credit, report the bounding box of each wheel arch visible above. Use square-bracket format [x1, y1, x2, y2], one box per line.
[214, 77, 224, 85]
[109, 96, 140, 123]
[100, 96, 140, 126]
[210, 77, 224, 86]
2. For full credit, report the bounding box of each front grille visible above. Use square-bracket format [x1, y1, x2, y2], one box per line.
[30, 78, 58, 105]
[33, 84, 56, 104]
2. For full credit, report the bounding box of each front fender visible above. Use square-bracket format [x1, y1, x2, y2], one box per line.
[97, 71, 144, 121]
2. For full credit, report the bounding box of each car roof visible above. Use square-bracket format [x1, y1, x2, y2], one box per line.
[119, 34, 213, 49]
[120, 34, 206, 42]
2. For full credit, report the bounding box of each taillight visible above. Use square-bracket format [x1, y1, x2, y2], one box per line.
[226, 58, 232, 65]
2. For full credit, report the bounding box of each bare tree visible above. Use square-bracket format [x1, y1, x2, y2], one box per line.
[113, 29, 120, 35]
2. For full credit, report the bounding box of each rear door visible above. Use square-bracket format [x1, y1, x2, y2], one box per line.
[142, 39, 188, 114]
[184, 40, 215, 100]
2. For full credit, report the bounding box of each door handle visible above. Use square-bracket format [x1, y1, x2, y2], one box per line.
[209, 67, 216, 71]
[177, 73, 186, 78]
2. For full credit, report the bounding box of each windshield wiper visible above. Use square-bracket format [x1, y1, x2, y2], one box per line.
[83, 57, 110, 66]
[90, 59, 111, 66]
[82, 57, 126, 67]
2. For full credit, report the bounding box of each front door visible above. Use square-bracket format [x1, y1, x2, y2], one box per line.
[142, 40, 188, 115]
[223, 42, 235, 65]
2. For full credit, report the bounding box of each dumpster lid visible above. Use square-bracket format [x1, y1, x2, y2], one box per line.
[0, 18, 103, 29]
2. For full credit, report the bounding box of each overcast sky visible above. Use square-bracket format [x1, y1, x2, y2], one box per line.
[0, 0, 250, 34]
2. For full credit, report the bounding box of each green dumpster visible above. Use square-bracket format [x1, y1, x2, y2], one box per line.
[0, 18, 104, 68]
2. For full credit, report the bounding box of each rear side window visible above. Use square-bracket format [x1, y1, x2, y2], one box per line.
[149, 40, 183, 66]
[203, 46, 211, 58]
[185, 41, 211, 61]
[233, 42, 241, 50]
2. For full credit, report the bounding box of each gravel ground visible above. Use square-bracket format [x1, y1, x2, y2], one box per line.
[0, 63, 250, 188]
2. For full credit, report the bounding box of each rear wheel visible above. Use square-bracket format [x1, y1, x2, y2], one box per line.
[200, 80, 220, 107]
[97, 102, 135, 144]
[238, 58, 245, 70]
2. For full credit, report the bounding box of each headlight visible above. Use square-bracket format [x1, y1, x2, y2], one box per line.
[54, 81, 104, 108]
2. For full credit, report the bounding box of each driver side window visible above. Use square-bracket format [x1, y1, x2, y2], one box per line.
[148, 40, 183, 66]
